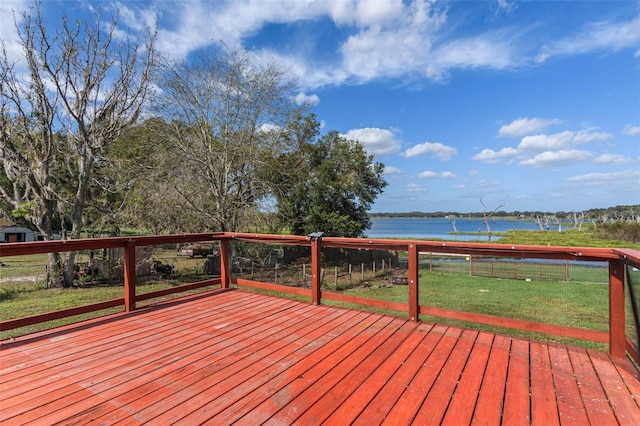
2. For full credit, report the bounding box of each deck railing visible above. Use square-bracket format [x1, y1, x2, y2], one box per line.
[1, 232, 639, 364]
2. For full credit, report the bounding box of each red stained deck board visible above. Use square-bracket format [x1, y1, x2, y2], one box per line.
[548, 343, 590, 424]
[262, 317, 410, 425]
[3, 294, 303, 424]
[530, 341, 561, 425]
[292, 321, 422, 425]
[567, 346, 618, 425]
[408, 329, 479, 426]
[502, 338, 532, 424]
[440, 331, 494, 425]
[166, 310, 374, 425]
[0, 289, 253, 372]
[60, 303, 350, 425]
[322, 322, 434, 425]
[351, 324, 452, 425]
[122, 307, 365, 425]
[235, 314, 397, 426]
[1, 289, 639, 425]
[588, 349, 640, 424]
[0, 293, 284, 403]
[115, 309, 374, 424]
[472, 334, 511, 424]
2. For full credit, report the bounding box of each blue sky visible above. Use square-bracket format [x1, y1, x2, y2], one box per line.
[2, 0, 639, 213]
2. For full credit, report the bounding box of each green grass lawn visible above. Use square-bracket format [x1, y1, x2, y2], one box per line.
[324, 270, 611, 349]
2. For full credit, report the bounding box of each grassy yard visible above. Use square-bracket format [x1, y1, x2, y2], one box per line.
[323, 270, 611, 350]
[0, 249, 219, 340]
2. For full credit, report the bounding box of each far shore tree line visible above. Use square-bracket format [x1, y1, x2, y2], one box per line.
[369, 204, 640, 223]
[0, 5, 386, 287]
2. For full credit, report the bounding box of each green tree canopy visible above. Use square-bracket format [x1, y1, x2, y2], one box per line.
[271, 114, 387, 237]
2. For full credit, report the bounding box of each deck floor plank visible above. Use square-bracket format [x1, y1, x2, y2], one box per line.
[234, 314, 394, 425]
[351, 324, 451, 425]
[530, 341, 560, 425]
[408, 329, 478, 425]
[292, 321, 421, 425]
[262, 317, 409, 425]
[547, 343, 590, 425]
[130, 306, 360, 425]
[502, 339, 531, 424]
[471, 334, 511, 424]
[117, 309, 374, 425]
[440, 331, 494, 425]
[566, 346, 618, 425]
[1, 289, 639, 425]
[587, 349, 640, 424]
[174, 310, 372, 425]
[0, 293, 281, 403]
[321, 322, 434, 425]
[3, 294, 297, 424]
[63, 301, 344, 425]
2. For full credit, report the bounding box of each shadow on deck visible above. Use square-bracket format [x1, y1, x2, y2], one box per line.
[1, 289, 639, 425]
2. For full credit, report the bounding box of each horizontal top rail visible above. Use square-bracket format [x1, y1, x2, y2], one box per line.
[0, 233, 226, 257]
[0, 232, 633, 263]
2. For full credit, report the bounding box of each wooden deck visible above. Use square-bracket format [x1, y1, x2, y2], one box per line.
[1, 289, 639, 425]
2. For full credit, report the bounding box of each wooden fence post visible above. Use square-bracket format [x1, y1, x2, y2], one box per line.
[219, 238, 230, 289]
[408, 243, 419, 322]
[123, 240, 136, 312]
[310, 236, 322, 305]
[609, 258, 626, 360]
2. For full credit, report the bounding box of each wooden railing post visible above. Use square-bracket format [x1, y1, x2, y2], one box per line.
[408, 243, 419, 321]
[123, 240, 136, 312]
[609, 258, 626, 360]
[310, 236, 322, 305]
[219, 238, 230, 289]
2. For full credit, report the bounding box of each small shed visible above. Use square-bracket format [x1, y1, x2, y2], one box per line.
[0, 226, 37, 243]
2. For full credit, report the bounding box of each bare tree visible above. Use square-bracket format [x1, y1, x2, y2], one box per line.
[479, 198, 505, 234]
[0, 4, 156, 286]
[572, 210, 585, 231]
[152, 46, 300, 232]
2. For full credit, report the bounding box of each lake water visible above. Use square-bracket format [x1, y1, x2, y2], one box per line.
[366, 217, 540, 241]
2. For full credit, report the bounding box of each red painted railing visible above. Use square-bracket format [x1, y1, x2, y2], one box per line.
[1, 232, 639, 364]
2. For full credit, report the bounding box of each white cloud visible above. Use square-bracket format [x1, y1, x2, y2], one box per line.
[427, 31, 518, 80]
[450, 184, 466, 189]
[536, 16, 640, 63]
[573, 128, 613, 144]
[498, 117, 561, 137]
[406, 182, 426, 192]
[593, 153, 634, 165]
[342, 127, 402, 155]
[519, 149, 594, 167]
[418, 170, 438, 179]
[471, 147, 519, 163]
[328, 0, 405, 27]
[404, 141, 457, 160]
[115, 2, 158, 34]
[567, 169, 640, 185]
[383, 165, 402, 175]
[293, 92, 320, 106]
[518, 131, 574, 151]
[622, 124, 640, 136]
[339, 2, 445, 83]
[418, 170, 456, 179]
[0, 0, 32, 61]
